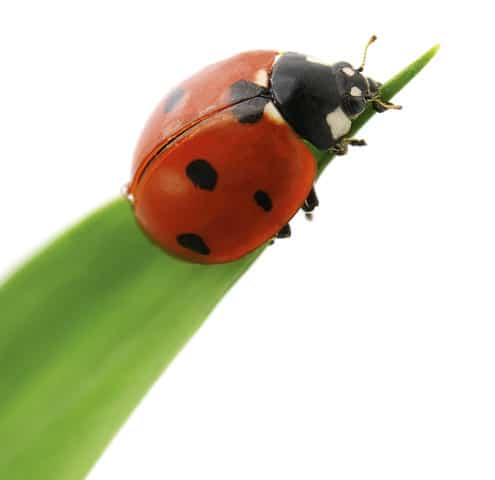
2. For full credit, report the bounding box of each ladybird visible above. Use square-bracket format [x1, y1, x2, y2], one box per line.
[127, 36, 400, 264]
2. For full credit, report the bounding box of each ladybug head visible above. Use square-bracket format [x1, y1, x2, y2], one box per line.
[333, 36, 399, 117]
[332, 60, 383, 118]
[271, 36, 400, 150]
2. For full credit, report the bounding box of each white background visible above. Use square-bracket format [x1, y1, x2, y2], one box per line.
[1, 1, 494, 479]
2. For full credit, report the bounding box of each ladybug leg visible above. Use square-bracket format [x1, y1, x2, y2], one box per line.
[372, 98, 402, 113]
[302, 187, 319, 212]
[276, 223, 291, 239]
[331, 138, 367, 156]
[302, 186, 319, 220]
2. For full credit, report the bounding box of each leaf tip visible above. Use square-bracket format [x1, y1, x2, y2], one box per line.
[428, 43, 441, 58]
[418, 44, 441, 69]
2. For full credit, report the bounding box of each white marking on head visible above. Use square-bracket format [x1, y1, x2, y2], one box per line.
[326, 107, 352, 140]
[254, 69, 269, 88]
[306, 55, 331, 66]
[350, 86, 362, 97]
[342, 67, 355, 76]
[264, 102, 286, 125]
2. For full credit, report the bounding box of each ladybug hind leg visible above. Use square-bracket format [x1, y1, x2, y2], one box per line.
[276, 223, 291, 239]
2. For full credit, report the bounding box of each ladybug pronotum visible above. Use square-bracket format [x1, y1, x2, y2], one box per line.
[127, 36, 400, 264]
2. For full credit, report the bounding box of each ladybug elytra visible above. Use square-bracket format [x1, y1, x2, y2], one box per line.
[128, 36, 400, 264]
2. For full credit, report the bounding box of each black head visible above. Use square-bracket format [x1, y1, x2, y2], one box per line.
[271, 53, 384, 150]
[270, 37, 395, 151]
[332, 61, 382, 118]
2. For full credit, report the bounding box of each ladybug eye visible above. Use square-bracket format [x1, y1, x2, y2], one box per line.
[342, 91, 366, 118]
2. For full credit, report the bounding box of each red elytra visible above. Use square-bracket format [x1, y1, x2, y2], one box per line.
[129, 50, 317, 264]
[130, 50, 278, 182]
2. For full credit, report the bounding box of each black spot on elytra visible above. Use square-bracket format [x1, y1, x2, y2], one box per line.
[163, 87, 184, 113]
[230, 79, 268, 103]
[233, 97, 270, 124]
[185, 159, 218, 191]
[177, 233, 210, 255]
[254, 190, 272, 211]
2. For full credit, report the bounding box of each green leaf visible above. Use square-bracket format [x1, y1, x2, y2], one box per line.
[0, 44, 439, 480]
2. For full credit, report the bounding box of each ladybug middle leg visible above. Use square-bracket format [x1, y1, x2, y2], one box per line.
[332, 138, 367, 156]
[302, 186, 319, 212]
[302, 186, 319, 220]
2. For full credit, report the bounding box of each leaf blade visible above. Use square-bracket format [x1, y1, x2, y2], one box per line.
[0, 45, 439, 479]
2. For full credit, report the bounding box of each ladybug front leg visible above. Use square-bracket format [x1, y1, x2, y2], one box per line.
[372, 98, 402, 113]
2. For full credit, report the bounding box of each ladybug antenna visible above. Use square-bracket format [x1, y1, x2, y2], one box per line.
[357, 35, 377, 72]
